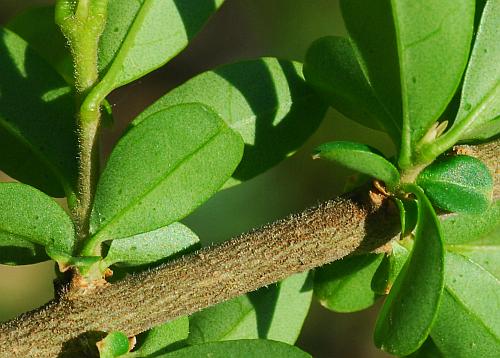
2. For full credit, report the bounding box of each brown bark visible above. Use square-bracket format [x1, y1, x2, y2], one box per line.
[0, 140, 498, 357]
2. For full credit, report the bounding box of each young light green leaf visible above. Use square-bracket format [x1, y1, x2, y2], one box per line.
[7, 5, 73, 83]
[417, 155, 493, 214]
[103, 223, 199, 267]
[430, 252, 500, 357]
[303, 36, 400, 144]
[372, 242, 410, 295]
[159, 340, 311, 358]
[391, 0, 474, 166]
[188, 271, 312, 345]
[314, 254, 383, 313]
[374, 185, 445, 355]
[97, 0, 225, 95]
[133, 58, 327, 187]
[0, 27, 77, 197]
[0, 182, 75, 265]
[313, 141, 400, 190]
[130, 317, 189, 357]
[90, 103, 243, 245]
[452, 0, 500, 141]
[97, 331, 130, 358]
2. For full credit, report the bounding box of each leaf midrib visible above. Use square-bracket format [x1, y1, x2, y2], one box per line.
[419, 176, 489, 195]
[443, 284, 499, 340]
[93, 125, 226, 240]
[100, 0, 154, 88]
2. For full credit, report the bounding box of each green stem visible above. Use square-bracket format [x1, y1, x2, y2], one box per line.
[56, 0, 108, 244]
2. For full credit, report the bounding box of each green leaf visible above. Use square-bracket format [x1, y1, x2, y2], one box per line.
[313, 141, 400, 190]
[441, 200, 500, 246]
[341, 0, 475, 167]
[340, 0, 402, 134]
[374, 185, 445, 355]
[372, 242, 410, 295]
[391, 0, 474, 166]
[131, 317, 189, 357]
[90, 103, 243, 245]
[103, 223, 199, 267]
[417, 155, 493, 214]
[0, 27, 77, 197]
[0, 182, 75, 265]
[303, 36, 400, 144]
[441, 201, 500, 279]
[133, 58, 327, 187]
[97, 331, 130, 358]
[406, 338, 444, 358]
[188, 271, 312, 345]
[97, 0, 225, 93]
[394, 197, 418, 237]
[430, 252, 500, 357]
[314, 254, 383, 313]
[452, 0, 500, 141]
[7, 5, 73, 83]
[158, 340, 311, 358]
[430, 201, 500, 355]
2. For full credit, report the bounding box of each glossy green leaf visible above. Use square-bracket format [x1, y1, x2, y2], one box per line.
[372, 242, 410, 295]
[131, 317, 189, 357]
[431, 252, 500, 357]
[313, 141, 400, 190]
[341, 0, 475, 167]
[90, 104, 243, 243]
[452, 0, 500, 141]
[314, 254, 383, 313]
[417, 155, 493, 214]
[103, 223, 199, 267]
[303, 36, 400, 143]
[392, 0, 474, 165]
[97, 331, 130, 358]
[158, 340, 311, 358]
[374, 185, 445, 355]
[188, 271, 312, 345]
[7, 5, 73, 83]
[0, 182, 75, 265]
[0, 27, 77, 197]
[133, 58, 327, 187]
[97, 0, 225, 93]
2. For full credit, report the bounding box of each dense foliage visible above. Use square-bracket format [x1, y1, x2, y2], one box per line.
[0, 0, 498, 356]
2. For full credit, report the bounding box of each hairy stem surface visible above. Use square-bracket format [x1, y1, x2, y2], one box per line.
[0, 140, 498, 357]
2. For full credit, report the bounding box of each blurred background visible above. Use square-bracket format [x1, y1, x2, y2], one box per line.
[0, 1, 393, 356]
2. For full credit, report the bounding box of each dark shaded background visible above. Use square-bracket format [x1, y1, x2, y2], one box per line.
[0, 1, 393, 356]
